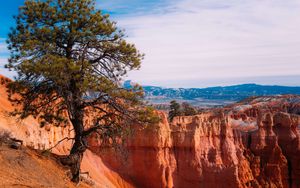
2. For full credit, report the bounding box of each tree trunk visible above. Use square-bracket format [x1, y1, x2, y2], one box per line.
[68, 134, 87, 183]
[61, 107, 87, 183]
[61, 81, 87, 183]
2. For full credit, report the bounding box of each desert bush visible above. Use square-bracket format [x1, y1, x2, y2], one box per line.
[169, 101, 198, 121]
[181, 102, 198, 116]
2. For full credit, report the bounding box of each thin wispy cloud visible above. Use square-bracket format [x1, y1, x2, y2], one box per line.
[98, 0, 179, 16]
[0, 1, 299, 87]
[0, 38, 9, 57]
[102, 0, 300, 87]
[0, 57, 15, 79]
[0, 38, 11, 78]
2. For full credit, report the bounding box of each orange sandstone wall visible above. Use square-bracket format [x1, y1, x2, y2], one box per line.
[89, 97, 300, 188]
[0, 75, 299, 188]
[0, 77, 133, 188]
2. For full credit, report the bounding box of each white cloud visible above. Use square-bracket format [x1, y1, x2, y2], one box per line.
[1, 1, 299, 87]
[0, 38, 8, 53]
[114, 0, 300, 87]
[0, 57, 16, 79]
[0, 39, 13, 78]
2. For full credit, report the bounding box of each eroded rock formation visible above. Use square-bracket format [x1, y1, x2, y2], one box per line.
[89, 96, 300, 188]
[0, 75, 299, 188]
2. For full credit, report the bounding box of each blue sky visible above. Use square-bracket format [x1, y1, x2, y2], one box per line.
[1, 0, 300, 87]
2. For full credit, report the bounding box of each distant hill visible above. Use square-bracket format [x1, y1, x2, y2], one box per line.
[124, 81, 300, 108]
[143, 83, 300, 100]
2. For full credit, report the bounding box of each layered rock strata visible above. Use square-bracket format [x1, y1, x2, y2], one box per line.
[89, 96, 300, 188]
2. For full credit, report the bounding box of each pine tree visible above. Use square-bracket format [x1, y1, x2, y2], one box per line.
[5, 0, 158, 182]
[169, 100, 181, 121]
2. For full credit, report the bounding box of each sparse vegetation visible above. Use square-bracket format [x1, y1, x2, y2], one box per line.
[181, 102, 198, 116]
[168, 100, 198, 121]
[169, 100, 182, 121]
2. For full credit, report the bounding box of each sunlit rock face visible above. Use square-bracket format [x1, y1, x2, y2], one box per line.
[0, 76, 133, 188]
[0, 75, 299, 188]
[89, 95, 300, 188]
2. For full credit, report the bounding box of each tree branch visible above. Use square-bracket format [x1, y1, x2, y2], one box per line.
[42, 137, 74, 153]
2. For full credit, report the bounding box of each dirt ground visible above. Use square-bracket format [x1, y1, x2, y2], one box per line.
[0, 144, 92, 188]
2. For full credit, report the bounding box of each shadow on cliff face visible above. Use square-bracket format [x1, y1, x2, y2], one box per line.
[272, 112, 300, 188]
[88, 113, 175, 188]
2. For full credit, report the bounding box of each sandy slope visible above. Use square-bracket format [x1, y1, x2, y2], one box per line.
[0, 143, 91, 188]
[0, 75, 134, 188]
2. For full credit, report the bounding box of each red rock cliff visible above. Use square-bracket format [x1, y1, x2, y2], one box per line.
[0, 76, 133, 188]
[89, 96, 300, 188]
[0, 75, 299, 188]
